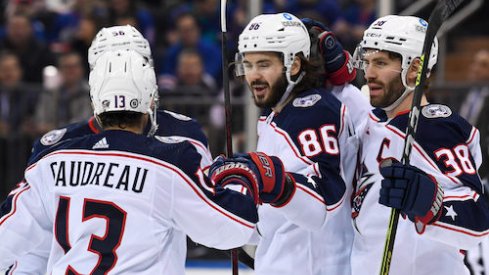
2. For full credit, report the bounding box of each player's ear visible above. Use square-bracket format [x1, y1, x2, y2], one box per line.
[407, 58, 422, 86]
[290, 55, 302, 76]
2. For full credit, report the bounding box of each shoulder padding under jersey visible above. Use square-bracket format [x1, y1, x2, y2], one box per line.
[274, 88, 343, 136]
[29, 130, 203, 176]
[30, 118, 96, 162]
[155, 110, 208, 147]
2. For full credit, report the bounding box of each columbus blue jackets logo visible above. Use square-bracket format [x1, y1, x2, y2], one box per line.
[40, 128, 67, 146]
[352, 163, 375, 219]
[293, 94, 321, 107]
[421, 104, 452, 118]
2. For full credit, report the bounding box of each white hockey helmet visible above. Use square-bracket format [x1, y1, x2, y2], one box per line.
[353, 15, 439, 111]
[357, 15, 438, 71]
[88, 25, 152, 69]
[89, 50, 158, 133]
[237, 13, 310, 107]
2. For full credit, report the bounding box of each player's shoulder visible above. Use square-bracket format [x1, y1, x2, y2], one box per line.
[155, 110, 208, 146]
[279, 88, 343, 128]
[30, 117, 97, 162]
[31, 130, 202, 175]
[289, 88, 342, 111]
[417, 104, 474, 141]
[389, 104, 475, 147]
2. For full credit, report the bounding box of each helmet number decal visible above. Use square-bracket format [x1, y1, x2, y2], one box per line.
[248, 23, 260, 30]
[112, 30, 126, 36]
[114, 95, 126, 108]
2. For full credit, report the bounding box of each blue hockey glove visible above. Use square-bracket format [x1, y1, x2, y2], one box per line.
[301, 18, 356, 84]
[209, 152, 295, 207]
[379, 161, 444, 225]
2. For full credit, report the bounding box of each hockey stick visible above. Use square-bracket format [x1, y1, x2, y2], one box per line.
[220, 1, 239, 274]
[379, 0, 465, 274]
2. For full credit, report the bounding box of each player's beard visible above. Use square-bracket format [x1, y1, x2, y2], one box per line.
[250, 74, 288, 108]
[369, 75, 405, 109]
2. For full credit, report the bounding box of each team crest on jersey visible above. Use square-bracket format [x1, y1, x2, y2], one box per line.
[292, 94, 321, 107]
[40, 128, 67, 146]
[164, 110, 192, 121]
[352, 164, 375, 219]
[421, 104, 452, 118]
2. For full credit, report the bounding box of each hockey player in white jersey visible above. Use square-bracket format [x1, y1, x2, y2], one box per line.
[1, 25, 214, 275]
[0, 41, 307, 274]
[350, 15, 489, 274]
[232, 13, 359, 275]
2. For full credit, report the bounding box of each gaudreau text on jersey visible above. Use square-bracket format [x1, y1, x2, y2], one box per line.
[49, 161, 147, 193]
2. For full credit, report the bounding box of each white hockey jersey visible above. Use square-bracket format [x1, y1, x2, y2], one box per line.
[253, 87, 359, 275]
[0, 130, 256, 274]
[5, 110, 214, 275]
[351, 105, 489, 275]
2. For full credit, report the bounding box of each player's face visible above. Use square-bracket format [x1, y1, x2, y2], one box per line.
[243, 52, 287, 108]
[362, 50, 404, 109]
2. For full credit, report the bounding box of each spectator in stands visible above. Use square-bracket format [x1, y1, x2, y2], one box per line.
[279, 0, 342, 26]
[0, 13, 56, 83]
[158, 12, 222, 85]
[70, 15, 99, 77]
[3, 0, 48, 41]
[462, 48, 489, 275]
[0, 51, 39, 198]
[107, 0, 155, 45]
[0, 51, 39, 137]
[161, 48, 217, 130]
[333, 0, 377, 52]
[192, 0, 220, 43]
[35, 51, 91, 134]
[459, 49, 489, 180]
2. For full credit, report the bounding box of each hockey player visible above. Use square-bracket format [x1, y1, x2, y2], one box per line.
[0, 48, 295, 274]
[233, 12, 359, 275]
[1, 25, 213, 275]
[350, 15, 489, 274]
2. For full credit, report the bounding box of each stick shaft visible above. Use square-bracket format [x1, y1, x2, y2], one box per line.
[220, 1, 239, 274]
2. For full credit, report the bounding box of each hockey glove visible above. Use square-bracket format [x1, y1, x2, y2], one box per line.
[301, 17, 356, 85]
[210, 152, 296, 207]
[209, 155, 260, 204]
[379, 161, 444, 225]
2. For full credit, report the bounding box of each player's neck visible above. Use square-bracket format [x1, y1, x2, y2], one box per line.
[386, 93, 428, 119]
[103, 125, 144, 134]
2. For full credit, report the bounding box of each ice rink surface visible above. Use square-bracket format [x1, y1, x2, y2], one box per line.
[186, 260, 254, 274]
[0, 260, 254, 274]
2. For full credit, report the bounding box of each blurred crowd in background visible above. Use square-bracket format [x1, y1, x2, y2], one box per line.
[0, 1, 487, 256]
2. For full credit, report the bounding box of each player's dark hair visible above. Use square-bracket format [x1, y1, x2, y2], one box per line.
[387, 51, 402, 62]
[98, 111, 144, 130]
[291, 53, 324, 94]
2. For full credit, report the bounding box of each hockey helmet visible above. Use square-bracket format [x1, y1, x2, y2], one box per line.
[88, 25, 152, 69]
[89, 50, 158, 132]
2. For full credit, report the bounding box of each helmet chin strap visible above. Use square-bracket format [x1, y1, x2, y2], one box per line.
[147, 96, 159, 137]
[381, 67, 416, 112]
[274, 65, 305, 110]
